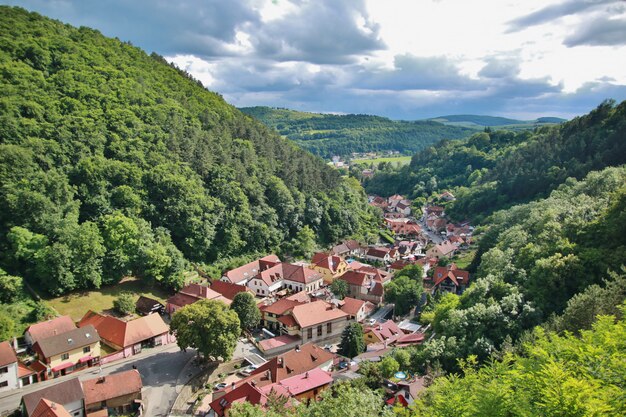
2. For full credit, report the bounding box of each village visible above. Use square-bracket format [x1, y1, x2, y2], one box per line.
[0, 191, 475, 417]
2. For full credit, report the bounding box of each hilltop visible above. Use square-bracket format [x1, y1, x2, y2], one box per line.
[0, 6, 378, 295]
[429, 114, 566, 128]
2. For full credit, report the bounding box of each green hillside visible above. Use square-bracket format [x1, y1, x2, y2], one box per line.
[365, 100, 626, 221]
[430, 114, 566, 127]
[0, 7, 378, 296]
[240, 106, 476, 158]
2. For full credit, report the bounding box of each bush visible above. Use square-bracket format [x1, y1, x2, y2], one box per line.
[113, 292, 136, 315]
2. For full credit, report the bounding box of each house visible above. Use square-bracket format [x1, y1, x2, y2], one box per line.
[432, 264, 470, 294]
[426, 241, 457, 259]
[370, 196, 388, 210]
[395, 201, 411, 216]
[260, 298, 307, 333]
[440, 191, 456, 202]
[24, 316, 77, 347]
[338, 271, 384, 305]
[268, 367, 333, 402]
[425, 206, 445, 216]
[31, 398, 72, 417]
[310, 252, 348, 284]
[362, 169, 374, 178]
[365, 247, 391, 263]
[355, 266, 392, 285]
[386, 220, 421, 237]
[166, 283, 232, 315]
[285, 301, 350, 345]
[426, 217, 448, 233]
[386, 377, 427, 408]
[209, 280, 253, 302]
[0, 341, 18, 392]
[135, 296, 165, 316]
[208, 382, 274, 417]
[282, 264, 324, 293]
[387, 194, 404, 208]
[330, 240, 363, 258]
[221, 255, 281, 285]
[339, 297, 375, 322]
[32, 326, 101, 379]
[22, 378, 85, 417]
[79, 311, 171, 358]
[82, 370, 142, 416]
[363, 321, 404, 345]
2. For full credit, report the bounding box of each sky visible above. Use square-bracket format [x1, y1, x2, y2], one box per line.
[5, 0, 626, 119]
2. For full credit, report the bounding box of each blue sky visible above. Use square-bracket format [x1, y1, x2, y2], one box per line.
[6, 0, 626, 119]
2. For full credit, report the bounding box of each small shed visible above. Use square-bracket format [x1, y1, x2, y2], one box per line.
[135, 296, 165, 316]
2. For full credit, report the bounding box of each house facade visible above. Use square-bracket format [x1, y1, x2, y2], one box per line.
[426, 241, 457, 259]
[0, 341, 18, 391]
[83, 370, 142, 416]
[32, 326, 101, 379]
[310, 253, 348, 284]
[221, 255, 281, 285]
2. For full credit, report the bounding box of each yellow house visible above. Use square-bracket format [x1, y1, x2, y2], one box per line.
[310, 253, 348, 284]
[32, 325, 101, 379]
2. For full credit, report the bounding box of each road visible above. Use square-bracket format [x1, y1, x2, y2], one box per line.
[369, 304, 394, 324]
[0, 343, 198, 416]
[417, 214, 444, 244]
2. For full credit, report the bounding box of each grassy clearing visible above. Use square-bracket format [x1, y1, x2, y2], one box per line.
[451, 249, 476, 270]
[4, 297, 39, 337]
[45, 277, 172, 321]
[352, 155, 412, 167]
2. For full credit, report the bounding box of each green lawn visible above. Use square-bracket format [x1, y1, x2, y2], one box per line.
[45, 278, 172, 321]
[451, 249, 476, 270]
[352, 155, 412, 167]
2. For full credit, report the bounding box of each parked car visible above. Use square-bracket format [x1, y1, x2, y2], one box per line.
[367, 318, 377, 326]
[214, 382, 227, 391]
[238, 364, 258, 377]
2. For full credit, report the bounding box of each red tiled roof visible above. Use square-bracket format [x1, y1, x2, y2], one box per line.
[258, 334, 301, 352]
[339, 297, 366, 316]
[366, 247, 390, 258]
[433, 241, 456, 256]
[273, 367, 332, 395]
[18, 362, 36, 378]
[393, 333, 425, 347]
[433, 265, 469, 287]
[22, 378, 84, 417]
[285, 291, 310, 303]
[261, 298, 304, 316]
[246, 343, 335, 387]
[281, 263, 322, 285]
[31, 399, 72, 417]
[365, 320, 402, 342]
[223, 255, 280, 284]
[210, 280, 251, 301]
[79, 311, 168, 348]
[311, 253, 345, 274]
[25, 316, 76, 344]
[82, 369, 142, 405]
[0, 341, 17, 367]
[370, 282, 384, 297]
[290, 301, 348, 328]
[210, 382, 267, 417]
[339, 271, 369, 286]
[277, 315, 298, 327]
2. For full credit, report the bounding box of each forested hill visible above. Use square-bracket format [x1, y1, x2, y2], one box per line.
[365, 100, 626, 221]
[240, 106, 476, 158]
[429, 114, 566, 127]
[0, 7, 378, 295]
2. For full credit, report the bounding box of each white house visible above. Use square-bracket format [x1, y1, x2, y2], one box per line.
[0, 341, 18, 392]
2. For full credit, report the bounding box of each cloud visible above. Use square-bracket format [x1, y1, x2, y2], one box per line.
[506, 0, 615, 32]
[564, 16, 626, 46]
[478, 57, 521, 79]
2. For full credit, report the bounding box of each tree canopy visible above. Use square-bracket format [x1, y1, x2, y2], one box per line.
[230, 292, 261, 332]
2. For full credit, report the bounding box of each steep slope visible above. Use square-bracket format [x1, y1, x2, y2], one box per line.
[240, 106, 475, 158]
[0, 7, 378, 294]
[365, 100, 626, 221]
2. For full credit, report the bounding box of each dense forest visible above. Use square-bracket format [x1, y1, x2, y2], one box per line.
[0, 7, 379, 295]
[240, 106, 476, 158]
[365, 100, 626, 221]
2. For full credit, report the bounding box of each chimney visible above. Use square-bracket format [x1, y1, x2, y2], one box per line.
[51, 402, 56, 410]
[304, 372, 309, 379]
[295, 345, 300, 352]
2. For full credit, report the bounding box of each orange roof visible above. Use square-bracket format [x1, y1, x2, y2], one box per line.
[339, 271, 370, 286]
[82, 369, 142, 405]
[339, 297, 366, 316]
[223, 255, 280, 284]
[79, 311, 168, 348]
[0, 341, 17, 367]
[281, 263, 323, 284]
[210, 280, 251, 300]
[31, 399, 72, 417]
[277, 315, 298, 327]
[272, 367, 332, 395]
[18, 362, 36, 378]
[311, 253, 345, 274]
[366, 320, 403, 342]
[261, 298, 304, 316]
[290, 300, 348, 328]
[25, 316, 76, 344]
[209, 382, 267, 416]
[433, 265, 470, 287]
[285, 291, 310, 303]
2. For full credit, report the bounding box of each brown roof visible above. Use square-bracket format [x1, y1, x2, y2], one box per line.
[223, 255, 280, 284]
[210, 280, 251, 300]
[135, 296, 164, 315]
[311, 253, 345, 274]
[433, 265, 469, 287]
[366, 247, 390, 258]
[339, 271, 370, 287]
[25, 316, 76, 344]
[22, 378, 84, 416]
[31, 399, 72, 417]
[82, 369, 142, 405]
[261, 298, 305, 316]
[433, 241, 456, 256]
[339, 297, 366, 316]
[344, 240, 361, 251]
[365, 320, 403, 342]
[281, 263, 322, 284]
[331, 243, 350, 255]
[32, 325, 99, 359]
[210, 382, 267, 417]
[79, 311, 168, 348]
[277, 315, 298, 327]
[290, 301, 348, 328]
[246, 343, 335, 387]
[0, 341, 17, 367]
[285, 291, 310, 303]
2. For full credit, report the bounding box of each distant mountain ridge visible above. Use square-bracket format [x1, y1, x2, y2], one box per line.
[241, 106, 566, 158]
[429, 114, 567, 127]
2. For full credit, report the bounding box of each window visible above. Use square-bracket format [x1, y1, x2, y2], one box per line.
[327, 323, 332, 334]
[307, 328, 313, 339]
[0, 366, 7, 374]
[83, 346, 91, 354]
[0, 381, 8, 388]
[317, 325, 322, 337]
[61, 353, 69, 361]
